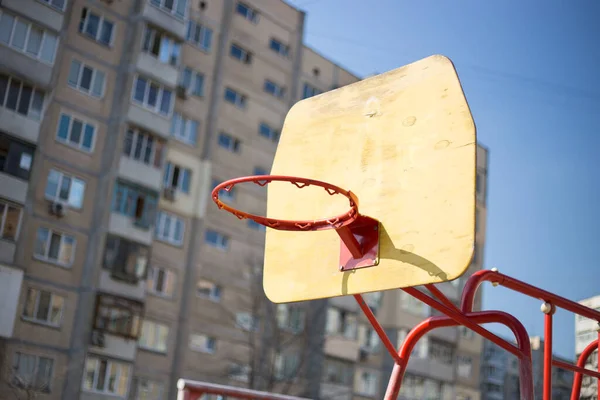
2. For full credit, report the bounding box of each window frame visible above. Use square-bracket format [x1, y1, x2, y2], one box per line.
[189, 333, 217, 353]
[12, 352, 54, 393]
[112, 181, 158, 228]
[179, 66, 204, 97]
[56, 112, 96, 153]
[93, 293, 144, 340]
[235, 2, 259, 23]
[122, 128, 163, 168]
[170, 112, 199, 145]
[230, 43, 252, 64]
[22, 287, 65, 327]
[155, 210, 185, 246]
[150, 0, 188, 19]
[217, 132, 241, 153]
[138, 319, 169, 353]
[82, 355, 132, 396]
[38, 0, 67, 12]
[163, 162, 191, 194]
[44, 168, 86, 209]
[196, 279, 221, 301]
[0, 72, 46, 120]
[204, 229, 229, 250]
[67, 59, 106, 98]
[264, 79, 285, 99]
[0, 199, 23, 241]
[186, 20, 212, 52]
[78, 7, 115, 47]
[258, 122, 279, 142]
[33, 227, 76, 267]
[269, 38, 289, 58]
[223, 87, 247, 109]
[141, 25, 181, 67]
[0, 10, 59, 64]
[146, 265, 176, 298]
[131, 75, 174, 117]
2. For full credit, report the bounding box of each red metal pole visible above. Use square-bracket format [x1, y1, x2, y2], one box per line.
[354, 294, 402, 365]
[571, 339, 599, 400]
[383, 310, 534, 400]
[542, 302, 555, 400]
[597, 331, 600, 400]
[425, 284, 460, 311]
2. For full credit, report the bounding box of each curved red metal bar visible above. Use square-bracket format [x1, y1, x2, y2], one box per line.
[384, 310, 534, 400]
[570, 339, 599, 400]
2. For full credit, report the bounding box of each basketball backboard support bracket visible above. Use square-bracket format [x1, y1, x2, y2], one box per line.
[337, 215, 380, 271]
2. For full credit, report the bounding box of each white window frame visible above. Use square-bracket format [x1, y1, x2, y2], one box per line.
[150, 0, 187, 19]
[0, 199, 23, 241]
[138, 320, 169, 353]
[186, 20, 212, 51]
[235, 312, 258, 331]
[12, 352, 54, 393]
[163, 162, 191, 193]
[269, 38, 289, 58]
[0, 10, 59, 64]
[78, 7, 115, 46]
[131, 75, 174, 117]
[123, 128, 162, 168]
[38, 0, 67, 12]
[230, 43, 252, 64]
[0, 72, 45, 120]
[224, 87, 246, 109]
[155, 211, 185, 246]
[218, 132, 241, 153]
[141, 25, 181, 67]
[67, 59, 106, 98]
[170, 113, 199, 145]
[56, 112, 96, 153]
[303, 82, 322, 99]
[356, 370, 378, 396]
[235, 2, 259, 23]
[264, 79, 285, 99]
[135, 377, 164, 400]
[457, 355, 473, 378]
[180, 66, 204, 97]
[34, 227, 76, 267]
[189, 333, 216, 353]
[204, 229, 229, 250]
[44, 169, 86, 209]
[276, 304, 305, 333]
[229, 364, 251, 382]
[258, 122, 279, 142]
[22, 287, 64, 327]
[82, 355, 131, 396]
[274, 352, 299, 380]
[196, 279, 221, 301]
[146, 266, 176, 298]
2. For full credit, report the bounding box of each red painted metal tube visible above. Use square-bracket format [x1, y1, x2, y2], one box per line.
[177, 380, 311, 400]
[354, 294, 403, 365]
[570, 339, 599, 400]
[461, 270, 600, 322]
[552, 359, 600, 379]
[425, 284, 460, 311]
[404, 287, 524, 357]
[543, 308, 555, 400]
[597, 332, 600, 400]
[383, 310, 534, 400]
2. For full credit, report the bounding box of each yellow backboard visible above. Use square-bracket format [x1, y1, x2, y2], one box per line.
[263, 55, 477, 303]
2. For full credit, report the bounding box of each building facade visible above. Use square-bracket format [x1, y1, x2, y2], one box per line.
[480, 336, 573, 400]
[0, 1, 489, 399]
[575, 295, 600, 400]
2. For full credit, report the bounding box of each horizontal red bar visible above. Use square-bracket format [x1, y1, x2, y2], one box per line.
[553, 359, 600, 380]
[177, 380, 311, 400]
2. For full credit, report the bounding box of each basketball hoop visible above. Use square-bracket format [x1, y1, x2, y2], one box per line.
[211, 175, 380, 271]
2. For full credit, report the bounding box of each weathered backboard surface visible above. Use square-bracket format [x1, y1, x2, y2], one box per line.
[264, 55, 476, 303]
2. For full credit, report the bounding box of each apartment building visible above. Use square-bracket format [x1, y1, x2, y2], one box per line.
[480, 336, 573, 400]
[0, 0, 362, 399]
[575, 295, 600, 400]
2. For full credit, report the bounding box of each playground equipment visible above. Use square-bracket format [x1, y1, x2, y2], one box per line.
[177, 55, 600, 400]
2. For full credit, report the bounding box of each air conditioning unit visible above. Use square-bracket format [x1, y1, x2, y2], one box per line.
[48, 202, 65, 217]
[90, 330, 105, 347]
[176, 84, 187, 99]
[163, 187, 176, 201]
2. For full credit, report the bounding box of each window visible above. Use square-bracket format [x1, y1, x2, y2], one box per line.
[135, 378, 164, 400]
[325, 307, 357, 339]
[139, 320, 169, 352]
[22, 287, 64, 326]
[269, 38, 289, 57]
[236, 312, 258, 331]
[102, 234, 149, 282]
[180, 67, 204, 97]
[363, 291, 383, 310]
[155, 211, 185, 245]
[83, 355, 131, 396]
[258, 122, 279, 142]
[274, 352, 299, 380]
[190, 333, 216, 353]
[253, 166, 268, 176]
[78, 8, 114, 46]
[397, 329, 428, 359]
[56, 113, 95, 152]
[163, 162, 191, 193]
[230, 43, 252, 64]
[0, 200, 22, 241]
[186, 21, 212, 51]
[0, 73, 45, 120]
[303, 83, 321, 99]
[123, 128, 164, 168]
[132, 76, 173, 116]
[12, 352, 54, 393]
[112, 181, 158, 228]
[142, 26, 181, 66]
[39, 0, 66, 11]
[400, 290, 430, 316]
[68, 60, 106, 98]
[400, 374, 453, 400]
[247, 219, 265, 232]
[204, 229, 229, 250]
[44, 169, 86, 208]
[170, 113, 199, 145]
[34, 227, 75, 266]
[218, 132, 241, 152]
[264, 79, 285, 99]
[150, 0, 187, 18]
[276, 304, 305, 333]
[197, 279, 221, 301]
[93, 293, 143, 338]
[323, 358, 353, 385]
[212, 179, 235, 201]
[358, 325, 380, 352]
[224, 87, 246, 109]
[229, 364, 251, 382]
[236, 2, 259, 23]
[457, 355, 472, 377]
[356, 370, 378, 396]
[429, 339, 454, 365]
[0, 11, 58, 63]
[146, 266, 175, 297]
[460, 326, 475, 339]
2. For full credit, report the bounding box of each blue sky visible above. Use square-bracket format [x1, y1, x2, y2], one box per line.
[287, 0, 600, 358]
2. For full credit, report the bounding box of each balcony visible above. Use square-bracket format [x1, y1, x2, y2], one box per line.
[100, 235, 150, 300]
[0, 264, 23, 338]
[406, 357, 454, 382]
[0, 108, 42, 144]
[0, 240, 16, 265]
[118, 155, 163, 191]
[0, 35, 54, 89]
[136, 52, 179, 88]
[127, 105, 170, 139]
[2, 0, 65, 32]
[324, 335, 361, 362]
[0, 173, 28, 204]
[142, 1, 187, 39]
[0, 133, 35, 204]
[109, 213, 153, 246]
